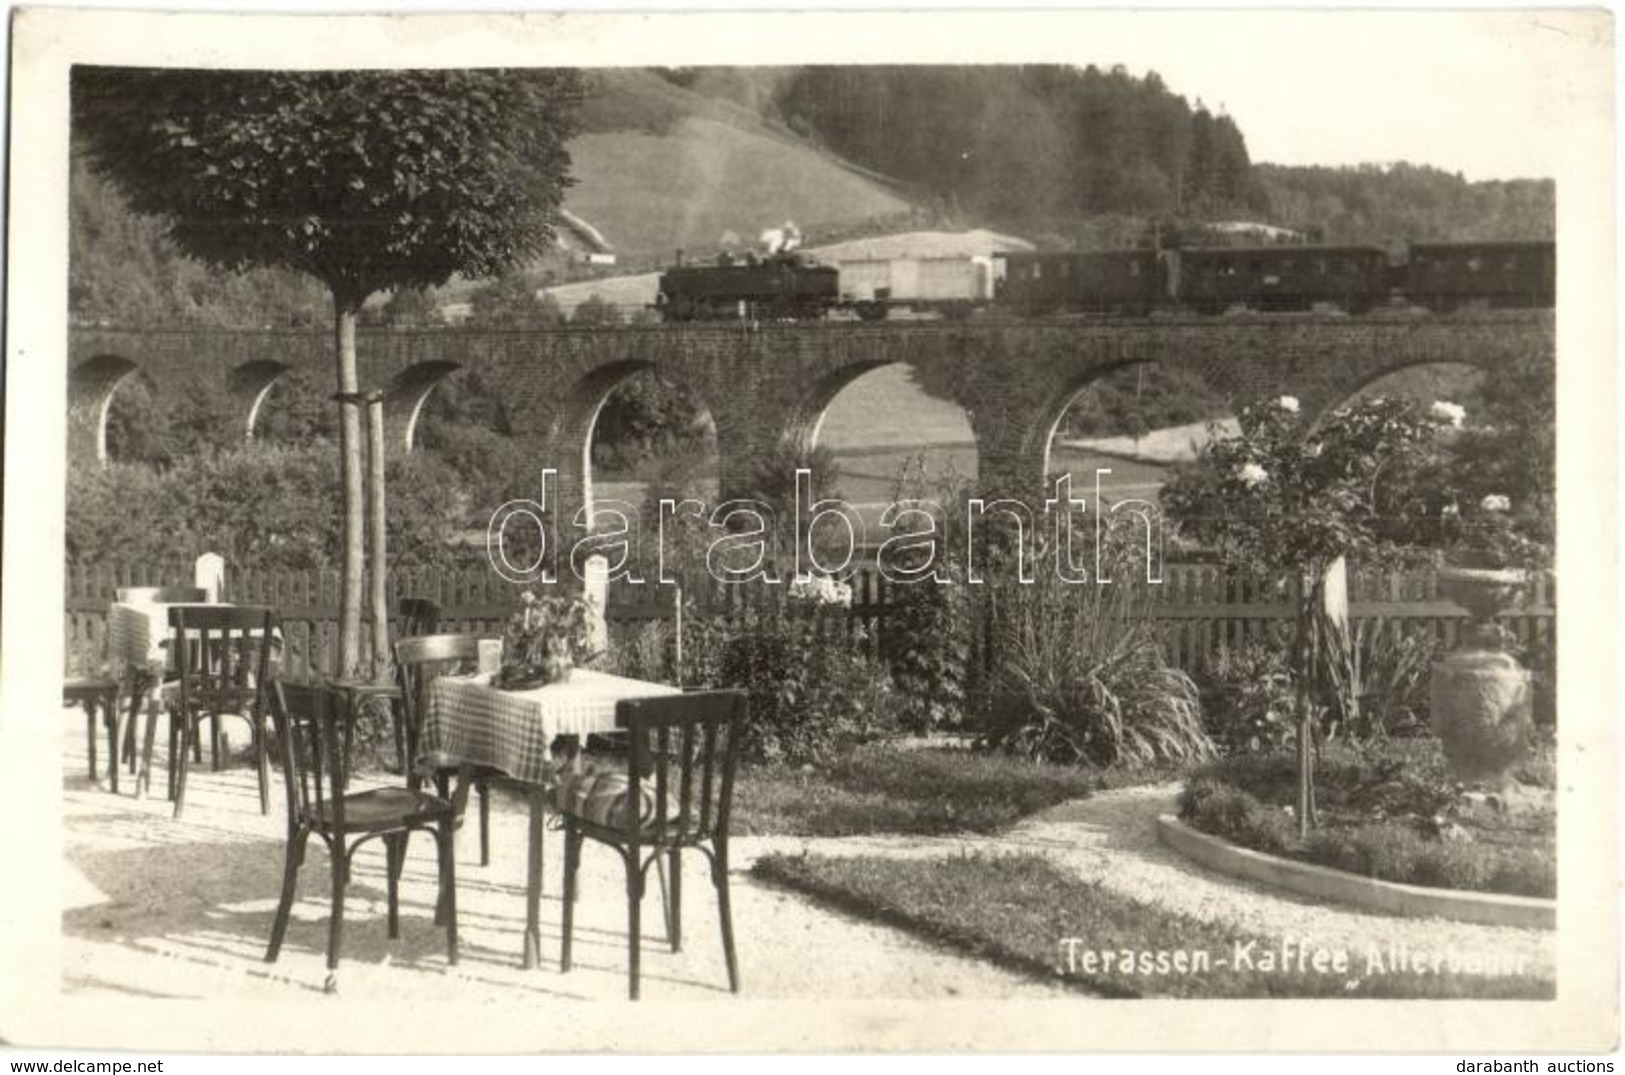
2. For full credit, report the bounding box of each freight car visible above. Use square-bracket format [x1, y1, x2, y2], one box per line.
[837, 255, 996, 320]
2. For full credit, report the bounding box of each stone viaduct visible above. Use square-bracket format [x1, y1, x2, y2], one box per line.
[70, 310, 1554, 524]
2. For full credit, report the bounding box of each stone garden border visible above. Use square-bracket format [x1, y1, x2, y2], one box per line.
[1156, 814, 1555, 930]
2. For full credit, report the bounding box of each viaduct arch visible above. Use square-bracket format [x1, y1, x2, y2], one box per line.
[69, 311, 1554, 525]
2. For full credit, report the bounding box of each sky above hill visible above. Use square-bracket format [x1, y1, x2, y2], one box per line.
[21, 5, 1609, 184]
[1085, 10, 1608, 182]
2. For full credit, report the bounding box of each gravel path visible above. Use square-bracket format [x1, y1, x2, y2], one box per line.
[738, 785, 1555, 979]
[57, 710, 1067, 1014]
[56, 707, 1553, 1030]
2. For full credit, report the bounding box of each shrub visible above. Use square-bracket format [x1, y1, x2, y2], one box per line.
[878, 453, 975, 733]
[607, 617, 676, 684]
[1322, 618, 1436, 740]
[882, 558, 973, 734]
[67, 441, 485, 571]
[684, 606, 902, 766]
[1304, 823, 1555, 899]
[66, 460, 169, 562]
[1197, 641, 1297, 756]
[1177, 777, 1298, 856]
[1519, 633, 1557, 728]
[1198, 738, 1458, 820]
[1181, 740, 1556, 898]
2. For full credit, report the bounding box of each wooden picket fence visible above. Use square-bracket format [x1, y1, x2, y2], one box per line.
[64, 559, 1555, 680]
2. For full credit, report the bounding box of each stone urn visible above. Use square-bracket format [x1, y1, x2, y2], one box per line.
[1429, 566, 1532, 782]
[1436, 566, 1528, 623]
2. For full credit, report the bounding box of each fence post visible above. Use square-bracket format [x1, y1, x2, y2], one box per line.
[194, 552, 226, 602]
[583, 554, 609, 657]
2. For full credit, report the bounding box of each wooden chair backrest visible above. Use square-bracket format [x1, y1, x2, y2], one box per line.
[616, 690, 747, 845]
[118, 586, 208, 604]
[268, 680, 349, 832]
[398, 597, 443, 639]
[168, 605, 278, 717]
[394, 634, 483, 763]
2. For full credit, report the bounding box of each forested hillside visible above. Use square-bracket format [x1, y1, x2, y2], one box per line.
[1257, 163, 1555, 247]
[71, 160, 330, 328]
[765, 65, 1265, 236]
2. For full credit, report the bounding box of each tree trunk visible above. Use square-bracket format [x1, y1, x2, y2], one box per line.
[334, 302, 365, 678]
[367, 394, 390, 680]
[1293, 567, 1324, 840]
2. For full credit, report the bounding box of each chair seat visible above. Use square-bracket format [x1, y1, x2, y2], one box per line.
[64, 676, 120, 700]
[555, 769, 684, 835]
[163, 685, 258, 712]
[308, 786, 455, 832]
[329, 679, 403, 699]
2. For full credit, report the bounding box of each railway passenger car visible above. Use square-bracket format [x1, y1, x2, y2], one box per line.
[655, 256, 839, 322]
[1401, 241, 1555, 311]
[995, 250, 1162, 315]
[1175, 245, 1388, 314]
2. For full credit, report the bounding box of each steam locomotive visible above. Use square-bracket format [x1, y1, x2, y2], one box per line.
[654, 240, 1554, 322]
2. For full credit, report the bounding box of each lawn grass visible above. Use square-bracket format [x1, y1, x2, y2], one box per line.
[752, 851, 1553, 999]
[730, 743, 1172, 837]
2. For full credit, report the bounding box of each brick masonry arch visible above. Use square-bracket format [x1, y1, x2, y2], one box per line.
[1305, 355, 1526, 432]
[1025, 358, 1162, 486]
[230, 359, 295, 442]
[70, 311, 1552, 519]
[383, 360, 463, 452]
[68, 353, 142, 463]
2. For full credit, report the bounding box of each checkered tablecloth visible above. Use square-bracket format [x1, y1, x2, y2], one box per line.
[420, 670, 681, 786]
[107, 602, 206, 672]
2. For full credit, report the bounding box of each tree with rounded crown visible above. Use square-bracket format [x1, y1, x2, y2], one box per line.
[1162, 394, 1449, 836]
[73, 67, 585, 676]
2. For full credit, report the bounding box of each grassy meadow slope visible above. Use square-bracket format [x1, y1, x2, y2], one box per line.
[562, 70, 914, 265]
[566, 118, 912, 263]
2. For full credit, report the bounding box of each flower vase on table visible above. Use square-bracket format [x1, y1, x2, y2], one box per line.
[492, 590, 598, 691]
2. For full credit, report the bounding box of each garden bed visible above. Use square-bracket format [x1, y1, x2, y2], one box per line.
[1177, 739, 1555, 899]
[752, 851, 1553, 999]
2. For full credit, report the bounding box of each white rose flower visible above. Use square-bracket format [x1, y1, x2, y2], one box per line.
[1277, 395, 1300, 413]
[1480, 494, 1512, 513]
[1236, 462, 1269, 488]
[1430, 400, 1467, 428]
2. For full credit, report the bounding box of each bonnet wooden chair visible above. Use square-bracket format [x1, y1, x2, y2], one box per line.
[265, 680, 465, 993]
[559, 690, 746, 1000]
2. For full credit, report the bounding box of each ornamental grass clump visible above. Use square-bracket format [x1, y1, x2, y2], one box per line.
[984, 516, 1213, 768]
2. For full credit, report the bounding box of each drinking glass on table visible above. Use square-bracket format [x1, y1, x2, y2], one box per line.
[478, 639, 503, 676]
